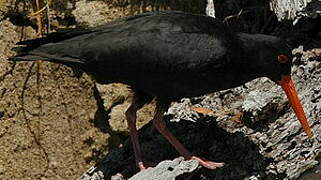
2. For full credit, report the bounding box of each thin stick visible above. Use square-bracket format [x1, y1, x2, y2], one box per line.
[35, 0, 43, 37]
[45, 0, 51, 33]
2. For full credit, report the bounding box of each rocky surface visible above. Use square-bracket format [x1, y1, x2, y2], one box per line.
[0, 0, 320, 180]
[270, 0, 321, 23]
[80, 47, 321, 180]
[129, 157, 199, 180]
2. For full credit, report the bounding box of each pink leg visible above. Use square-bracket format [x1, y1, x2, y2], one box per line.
[125, 103, 147, 170]
[152, 101, 224, 169]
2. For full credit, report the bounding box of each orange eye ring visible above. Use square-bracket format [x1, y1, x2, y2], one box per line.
[278, 55, 288, 63]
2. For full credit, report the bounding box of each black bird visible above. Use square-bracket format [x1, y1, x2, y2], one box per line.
[9, 11, 312, 170]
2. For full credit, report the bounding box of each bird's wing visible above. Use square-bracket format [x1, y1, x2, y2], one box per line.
[92, 11, 240, 73]
[11, 11, 240, 73]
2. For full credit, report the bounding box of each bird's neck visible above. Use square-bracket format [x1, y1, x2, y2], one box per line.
[236, 32, 266, 77]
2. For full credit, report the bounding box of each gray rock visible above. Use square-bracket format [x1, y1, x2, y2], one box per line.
[270, 0, 321, 23]
[129, 157, 199, 180]
[167, 98, 200, 122]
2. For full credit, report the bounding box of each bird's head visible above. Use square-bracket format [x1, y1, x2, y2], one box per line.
[257, 37, 293, 82]
[252, 35, 313, 137]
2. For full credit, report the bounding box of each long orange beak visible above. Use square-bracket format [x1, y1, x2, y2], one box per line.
[278, 75, 313, 137]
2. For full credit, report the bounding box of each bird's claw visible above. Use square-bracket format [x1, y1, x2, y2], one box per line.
[137, 161, 157, 170]
[190, 156, 224, 169]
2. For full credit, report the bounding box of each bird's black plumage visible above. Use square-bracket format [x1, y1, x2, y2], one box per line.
[10, 11, 311, 170]
[10, 11, 292, 100]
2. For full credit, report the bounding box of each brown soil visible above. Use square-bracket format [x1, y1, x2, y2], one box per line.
[0, 19, 111, 179]
[0, 1, 206, 179]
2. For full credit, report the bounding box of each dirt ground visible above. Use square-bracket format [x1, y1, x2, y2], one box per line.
[0, 1, 206, 179]
[0, 1, 128, 179]
[0, 19, 111, 179]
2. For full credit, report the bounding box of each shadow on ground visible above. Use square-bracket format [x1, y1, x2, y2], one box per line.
[83, 115, 286, 179]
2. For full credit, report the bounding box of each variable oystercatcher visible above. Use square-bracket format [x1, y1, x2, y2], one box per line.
[9, 11, 312, 170]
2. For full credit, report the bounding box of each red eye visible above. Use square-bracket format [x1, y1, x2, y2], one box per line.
[278, 55, 288, 63]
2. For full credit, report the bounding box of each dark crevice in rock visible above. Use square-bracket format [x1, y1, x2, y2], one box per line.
[242, 102, 289, 133]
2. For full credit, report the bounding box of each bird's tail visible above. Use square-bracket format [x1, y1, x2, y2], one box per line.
[8, 53, 50, 62]
[8, 52, 83, 64]
[9, 42, 84, 64]
[8, 38, 51, 62]
[9, 28, 93, 63]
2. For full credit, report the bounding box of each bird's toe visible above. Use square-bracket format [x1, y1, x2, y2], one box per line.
[191, 156, 224, 169]
[137, 160, 157, 170]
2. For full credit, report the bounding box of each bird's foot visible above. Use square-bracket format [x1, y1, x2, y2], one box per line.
[137, 161, 148, 170]
[137, 160, 157, 170]
[190, 156, 224, 169]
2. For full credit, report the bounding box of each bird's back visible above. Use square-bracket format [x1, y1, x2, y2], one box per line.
[11, 11, 245, 99]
